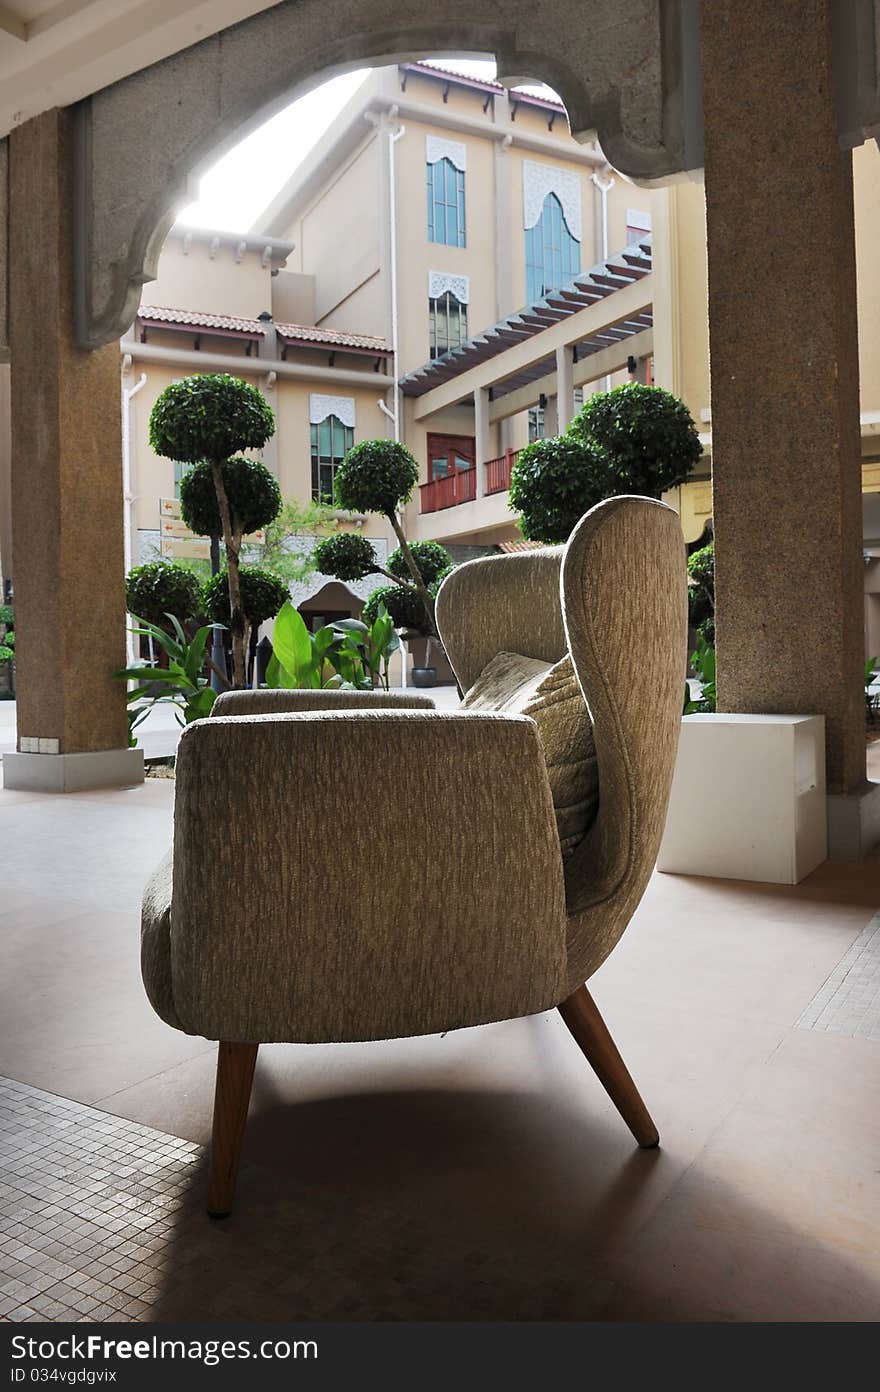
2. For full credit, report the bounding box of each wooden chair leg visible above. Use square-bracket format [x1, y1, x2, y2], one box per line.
[206, 1041, 259, 1217]
[558, 985, 659, 1148]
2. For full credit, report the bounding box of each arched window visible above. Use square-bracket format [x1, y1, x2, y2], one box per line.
[427, 157, 466, 248]
[524, 192, 581, 301]
[311, 414, 354, 504]
[429, 290, 469, 359]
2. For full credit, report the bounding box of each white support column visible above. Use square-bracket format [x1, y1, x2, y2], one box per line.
[474, 386, 490, 499]
[555, 346, 574, 431]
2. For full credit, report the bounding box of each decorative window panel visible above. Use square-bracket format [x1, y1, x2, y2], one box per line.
[524, 191, 581, 302]
[310, 415, 354, 504]
[427, 157, 466, 248]
[429, 291, 469, 359]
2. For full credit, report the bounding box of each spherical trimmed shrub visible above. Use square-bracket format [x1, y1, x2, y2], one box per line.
[125, 562, 202, 627]
[388, 539, 452, 587]
[201, 567, 289, 628]
[149, 373, 275, 465]
[0, 645, 12, 665]
[508, 435, 608, 543]
[362, 583, 429, 633]
[180, 456, 281, 538]
[314, 532, 378, 582]
[569, 382, 702, 497]
[333, 439, 419, 518]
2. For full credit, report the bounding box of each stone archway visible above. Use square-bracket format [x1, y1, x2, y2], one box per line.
[70, 0, 704, 349]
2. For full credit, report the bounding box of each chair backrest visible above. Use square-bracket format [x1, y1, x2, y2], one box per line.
[436, 497, 687, 988]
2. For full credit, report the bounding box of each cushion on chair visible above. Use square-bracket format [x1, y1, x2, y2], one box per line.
[462, 651, 599, 857]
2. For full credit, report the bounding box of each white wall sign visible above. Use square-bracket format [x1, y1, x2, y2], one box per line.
[425, 134, 467, 171]
[309, 394, 356, 428]
[428, 270, 470, 304]
[522, 160, 582, 240]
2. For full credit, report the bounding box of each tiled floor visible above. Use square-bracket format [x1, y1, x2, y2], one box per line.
[798, 912, 880, 1039]
[1, 767, 879, 1321]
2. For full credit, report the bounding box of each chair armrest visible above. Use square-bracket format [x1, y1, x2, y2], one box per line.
[435, 549, 567, 692]
[167, 710, 568, 1043]
[212, 688, 435, 717]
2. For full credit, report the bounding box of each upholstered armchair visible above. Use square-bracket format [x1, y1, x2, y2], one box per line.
[141, 496, 687, 1216]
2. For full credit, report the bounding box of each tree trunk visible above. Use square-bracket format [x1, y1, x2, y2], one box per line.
[388, 513, 435, 632]
[210, 459, 247, 689]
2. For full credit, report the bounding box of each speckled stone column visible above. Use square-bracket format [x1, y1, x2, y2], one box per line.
[8, 109, 128, 758]
[701, 0, 865, 796]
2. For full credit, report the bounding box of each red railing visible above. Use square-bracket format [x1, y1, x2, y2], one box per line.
[419, 467, 477, 513]
[484, 448, 520, 496]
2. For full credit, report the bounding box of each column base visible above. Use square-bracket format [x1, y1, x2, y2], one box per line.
[826, 781, 880, 861]
[2, 747, 144, 792]
[658, 713, 827, 884]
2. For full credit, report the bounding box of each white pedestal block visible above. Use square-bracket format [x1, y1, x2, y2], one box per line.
[2, 747, 144, 793]
[658, 714, 826, 884]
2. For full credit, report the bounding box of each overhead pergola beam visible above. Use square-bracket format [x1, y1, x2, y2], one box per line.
[413, 276, 653, 420]
[488, 329, 654, 423]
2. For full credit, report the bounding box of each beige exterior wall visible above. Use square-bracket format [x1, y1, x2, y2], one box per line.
[290, 136, 382, 330]
[145, 232, 276, 320]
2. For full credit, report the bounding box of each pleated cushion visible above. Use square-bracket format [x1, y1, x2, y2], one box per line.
[462, 651, 599, 857]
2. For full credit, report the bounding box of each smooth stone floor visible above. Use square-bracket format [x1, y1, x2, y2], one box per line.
[1, 768, 879, 1321]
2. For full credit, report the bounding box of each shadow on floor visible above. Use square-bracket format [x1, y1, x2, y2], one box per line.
[146, 1079, 880, 1322]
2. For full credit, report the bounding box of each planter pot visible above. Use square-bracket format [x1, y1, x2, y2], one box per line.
[412, 666, 437, 688]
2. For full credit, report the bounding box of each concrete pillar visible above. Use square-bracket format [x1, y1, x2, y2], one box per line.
[474, 386, 490, 499]
[701, 2, 867, 823]
[555, 346, 574, 431]
[3, 109, 140, 792]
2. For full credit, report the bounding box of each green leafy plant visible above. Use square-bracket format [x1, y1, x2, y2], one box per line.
[330, 605, 400, 690]
[256, 498, 338, 582]
[266, 601, 341, 690]
[149, 374, 279, 689]
[687, 540, 715, 646]
[0, 644, 12, 665]
[569, 382, 702, 498]
[125, 562, 202, 629]
[684, 634, 717, 714]
[114, 615, 219, 745]
[201, 567, 289, 629]
[509, 435, 606, 543]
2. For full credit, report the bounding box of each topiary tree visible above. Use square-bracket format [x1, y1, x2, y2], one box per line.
[362, 582, 429, 633]
[313, 532, 382, 584]
[201, 567, 289, 629]
[331, 440, 438, 628]
[149, 374, 279, 688]
[179, 457, 281, 540]
[125, 561, 202, 630]
[569, 382, 702, 498]
[508, 435, 607, 543]
[387, 539, 452, 587]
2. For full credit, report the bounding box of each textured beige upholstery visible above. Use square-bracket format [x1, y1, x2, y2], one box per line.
[142, 496, 686, 1045]
[212, 688, 435, 717]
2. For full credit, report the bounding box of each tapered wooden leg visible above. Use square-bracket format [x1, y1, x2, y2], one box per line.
[558, 985, 659, 1148]
[206, 1041, 259, 1217]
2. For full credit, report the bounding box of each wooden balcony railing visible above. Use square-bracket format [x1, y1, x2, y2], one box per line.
[419, 467, 477, 513]
[484, 448, 520, 496]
